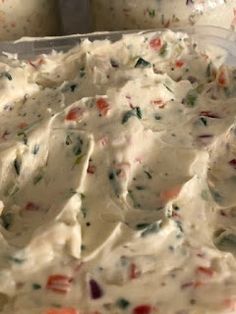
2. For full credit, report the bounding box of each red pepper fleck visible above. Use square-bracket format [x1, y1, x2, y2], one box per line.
[149, 38, 162, 50]
[220, 210, 227, 217]
[1, 130, 9, 140]
[66, 107, 83, 121]
[199, 111, 220, 119]
[181, 281, 195, 289]
[175, 60, 184, 68]
[25, 202, 39, 211]
[89, 279, 103, 299]
[18, 122, 28, 129]
[229, 159, 236, 169]
[133, 305, 152, 314]
[196, 266, 214, 277]
[197, 134, 214, 139]
[96, 98, 110, 116]
[217, 66, 229, 87]
[87, 163, 96, 174]
[152, 99, 165, 108]
[46, 274, 73, 294]
[181, 280, 204, 289]
[223, 298, 236, 310]
[130, 263, 140, 280]
[29, 57, 44, 69]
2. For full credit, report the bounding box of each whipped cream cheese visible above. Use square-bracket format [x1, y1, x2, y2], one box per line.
[0, 30, 235, 314]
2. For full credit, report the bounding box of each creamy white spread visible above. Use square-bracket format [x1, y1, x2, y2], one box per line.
[91, 0, 236, 31]
[0, 0, 60, 40]
[0, 30, 235, 314]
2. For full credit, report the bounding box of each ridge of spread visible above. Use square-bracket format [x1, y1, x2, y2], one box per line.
[0, 30, 235, 314]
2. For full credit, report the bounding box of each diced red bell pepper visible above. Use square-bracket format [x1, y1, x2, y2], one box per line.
[46, 274, 73, 294]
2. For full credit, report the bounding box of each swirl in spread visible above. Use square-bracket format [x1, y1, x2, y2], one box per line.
[0, 30, 235, 314]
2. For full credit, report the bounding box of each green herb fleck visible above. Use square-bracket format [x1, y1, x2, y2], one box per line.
[32, 144, 40, 155]
[184, 90, 198, 107]
[2, 213, 13, 230]
[1, 72, 12, 80]
[206, 62, 212, 77]
[74, 154, 84, 166]
[116, 298, 130, 309]
[5, 183, 19, 197]
[163, 83, 173, 93]
[81, 207, 87, 218]
[17, 132, 28, 145]
[135, 185, 145, 190]
[13, 158, 21, 176]
[32, 283, 41, 290]
[148, 9, 156, 17]
[65, 134, 73, 145]
[135, 57, 151, 68]
[200, 117, 207, 126]
[122, 107, 142, 124]
[73, 137, 83, 155]
[81, 244, 86, 251]
[8, 256, 25, 264]
[201, 190, 209, 201]
[70, 84, 77, 92]
[159, 42, 168, 57]
[216, 233, 236, 255]
[136, 223, 151, 230]
[144, 170, 152, 179]
[141, 221, 162, 237]
[155, 114, 162, 121]
[33, 174, 43, 185]
[80, 67, 86, 78]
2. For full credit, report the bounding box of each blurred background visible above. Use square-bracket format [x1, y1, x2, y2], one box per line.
[0, 0, 235, 41]
[60, 0, 91, 35]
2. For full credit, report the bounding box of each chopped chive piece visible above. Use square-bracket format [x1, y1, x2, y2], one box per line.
[159, 43, 168, 57]
[17, 132, 28, 145]
[206, 62, 212, 77]
[148, 9, 156, 17]
[74, 154, 84, 165]
[141, 221, 162, 237]
[1, 72, 12, 80]
[33, 174, 43, 185]
[8, 256, 25, 264]
[184, 90, 198, 107]
[136, 223, 151, 230]
[13, 158, 21, 176]
[144, 170, 152, 179]
[80, 67, 86, 78]
[116, 298, 130, 309]
[70, 84, 77, 92]
[155, 114, 162, 121]
[32, 283, 41, 290]
[135, 57, 151, 68]
[32, 144, 40, 155]
[73, 137, 83, 155]
[81, 207, 87, 218]
[2, 213, 13, 230]
[65, 134, 73, 145]
[200, 117, 207, 126]
[122, 107, 142, 124]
